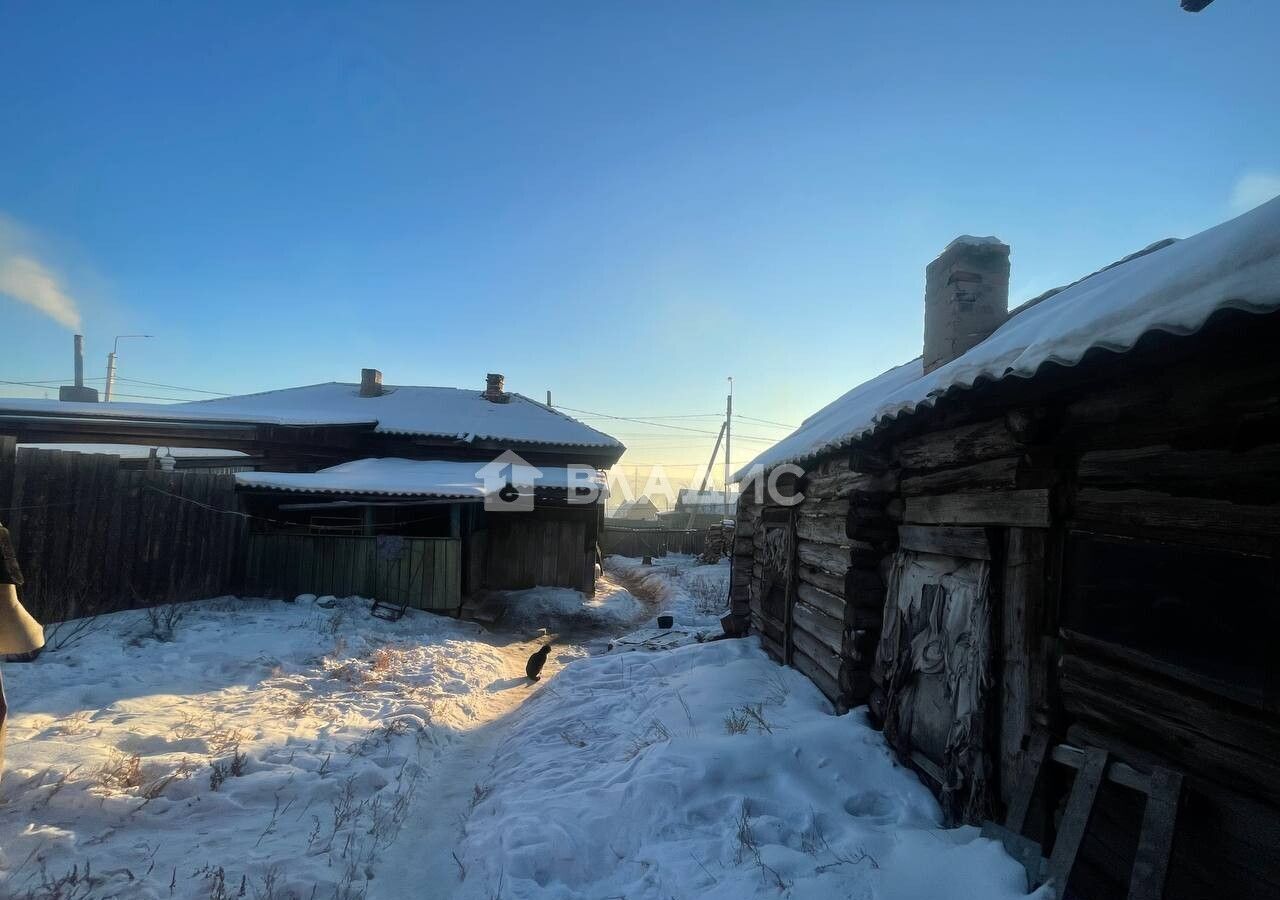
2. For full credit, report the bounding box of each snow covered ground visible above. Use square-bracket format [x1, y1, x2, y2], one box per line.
[0, 595, 529, 899]
[0, 565, 1036, 900]
[452, 637, 1041, 899]
[604, 554, 731, 627]
[500, 574, 644, 632]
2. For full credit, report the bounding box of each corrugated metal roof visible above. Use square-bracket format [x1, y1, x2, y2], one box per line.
[0, 383, 623, 451]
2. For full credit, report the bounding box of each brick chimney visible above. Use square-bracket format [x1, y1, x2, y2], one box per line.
[923, 236, 1010, 374]
[359, 368, 383, 397]
[483, 373, 509, 403]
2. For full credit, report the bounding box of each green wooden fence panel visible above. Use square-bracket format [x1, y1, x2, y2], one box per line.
[245, 533, 461, 612]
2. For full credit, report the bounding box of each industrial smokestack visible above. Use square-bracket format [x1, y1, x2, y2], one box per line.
[923, 236, 1010, 374]
[359, 368, 384, 398]
[74, 334, 84, 387]
[59, 334, 99, 402]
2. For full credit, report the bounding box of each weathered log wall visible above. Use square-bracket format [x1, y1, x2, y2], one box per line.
[731, 314, 1280, 898]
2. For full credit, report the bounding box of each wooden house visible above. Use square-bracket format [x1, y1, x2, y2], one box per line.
[728, 197, 1280, 899]
[0, 371, 624, 612]
[611, 496, 661, 522]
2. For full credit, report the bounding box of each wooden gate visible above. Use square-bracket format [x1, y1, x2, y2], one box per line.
[245, 533, 462, 613]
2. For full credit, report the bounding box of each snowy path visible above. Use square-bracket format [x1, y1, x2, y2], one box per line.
[367, 631, 569, 899]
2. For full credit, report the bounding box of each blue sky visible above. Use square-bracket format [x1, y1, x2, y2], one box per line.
[2, 1, 1278, 492]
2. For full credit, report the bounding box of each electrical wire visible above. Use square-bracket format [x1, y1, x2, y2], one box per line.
[115, 377, 230, 396]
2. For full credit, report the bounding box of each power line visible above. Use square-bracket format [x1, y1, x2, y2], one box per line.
[116, 376, 230, 396]
[734, 414, 798, 429]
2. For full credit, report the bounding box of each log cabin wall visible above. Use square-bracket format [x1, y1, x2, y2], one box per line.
[733, 312, 1280, 898]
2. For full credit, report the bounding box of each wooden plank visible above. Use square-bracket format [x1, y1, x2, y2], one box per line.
[1000, 528, 1046, 806]
[791, 647, 840, 702]
[1045, 747, 1108, 893]
[796, 514, 851, 547]
[898, 525, 992, 560]
[1073, 488, 1280, 537]
[1058, 653, 1280, 806]
[795, 579, 844, 620]
[797, 564, 845, 598]
[900, 456, 1022, 496]
[903, 490, 1051, 528]
[1077, 443, 1280, 493]
[791, 598, 843, 652]
[1005, 727, 1051, 834]
[1062, 627, 1276, 714]
[791, 626, 841, 680]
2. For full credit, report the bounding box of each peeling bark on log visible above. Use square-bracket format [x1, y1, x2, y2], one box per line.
[893, 418, 1020, 470]
[799, 497, 851, 518]
[901, 456, 1022, 496]
[797, 514, 851, 546]
[797, 540, 851, 576]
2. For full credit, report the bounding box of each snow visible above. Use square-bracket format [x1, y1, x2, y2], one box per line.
[739, 196, 1280, 477]
[1, 562, 1038, 899]
[20, 444, 248, 458]
[946, 234, 1007, 250]
[605, 554, 730, 627]
[0, 384, 622, 450]
[236, 457, 608, 499]
[451, 637, 1042, 899]
[500, 576, 644, 631]
[0, 595, 516, 898]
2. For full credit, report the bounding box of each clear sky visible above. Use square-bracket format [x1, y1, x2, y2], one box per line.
[2, 1, 1278, 500]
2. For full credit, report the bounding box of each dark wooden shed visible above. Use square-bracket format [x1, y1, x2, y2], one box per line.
[729, 197, 1280, 899]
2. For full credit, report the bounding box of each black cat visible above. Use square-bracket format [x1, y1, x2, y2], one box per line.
[525, 644, 551, 681]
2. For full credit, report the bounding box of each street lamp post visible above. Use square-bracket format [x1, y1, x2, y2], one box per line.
[104, 334, 153, 402]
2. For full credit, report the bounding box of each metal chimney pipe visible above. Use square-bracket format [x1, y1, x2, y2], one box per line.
[73, 334, 85, 387]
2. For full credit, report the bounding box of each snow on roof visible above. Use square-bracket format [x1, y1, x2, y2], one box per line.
[676, 488, 739, 507]
[236, 457, 607, 499]
[946, 234, 1007, 251]
[738, 196, 1280, 479]
[0, 384, 622, 450]
[21, 443, 248, 458]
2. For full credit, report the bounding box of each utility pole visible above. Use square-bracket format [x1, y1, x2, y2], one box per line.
[104, 334, 153, 401]
[724, 377, 733, 510]
[689, 420, 727, 528]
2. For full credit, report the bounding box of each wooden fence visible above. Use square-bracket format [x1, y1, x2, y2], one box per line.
[244, 533, 462, 612]
[0, 440, 248, 622]
[601, 527, 704, 558]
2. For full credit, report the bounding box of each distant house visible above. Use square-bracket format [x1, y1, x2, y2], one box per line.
[611, 496, 660, 522]
[0, 371, 624, 605]
[673, 488, 736, 517]
[730, 198, 1280, 898]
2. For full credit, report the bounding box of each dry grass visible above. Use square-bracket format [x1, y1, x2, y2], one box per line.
[96, 751, 143, 792]
[370, 647, 395, 673]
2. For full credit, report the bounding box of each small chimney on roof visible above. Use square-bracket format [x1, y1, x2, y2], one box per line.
[59, 334, 99, 402]
[923, 236, 1010, 374]
[484, 372, 509, 403]
[359, 368, 384, 397]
